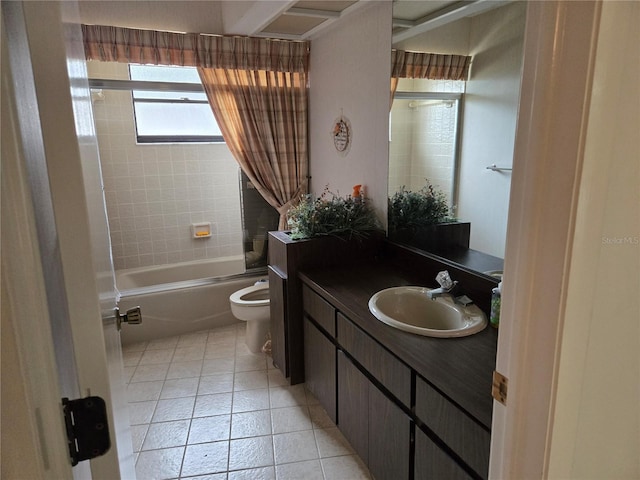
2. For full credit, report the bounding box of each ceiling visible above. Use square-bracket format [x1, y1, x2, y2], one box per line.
[250, 0, 509, 42]
[78, 1, 509, 42]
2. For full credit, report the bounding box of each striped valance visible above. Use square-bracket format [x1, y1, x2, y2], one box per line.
[391, 49, 471, 81]
[82, 24, 310, 73]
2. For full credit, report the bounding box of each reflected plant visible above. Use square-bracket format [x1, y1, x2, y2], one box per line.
[388, 180, 453, 232]
[287, 187, 382, 240]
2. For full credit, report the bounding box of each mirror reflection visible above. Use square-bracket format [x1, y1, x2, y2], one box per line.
[389, 1, 526, 275]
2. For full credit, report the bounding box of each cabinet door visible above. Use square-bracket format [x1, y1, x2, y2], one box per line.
[304, 317, 336, 422]
[337, 351, 369, 465]
[368, 385, 411, 480]
[268, 266, 287, 376]
[415, 377, 490, 478]
[415, 428, 472, 480]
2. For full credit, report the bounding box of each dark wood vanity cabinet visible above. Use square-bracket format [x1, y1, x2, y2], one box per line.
[415, 428, 471, 479]
[415, 377, 491, 476]
[268, 231, 383, 384]
[302, 283, 491, 480]
[302, 288, 337, 423]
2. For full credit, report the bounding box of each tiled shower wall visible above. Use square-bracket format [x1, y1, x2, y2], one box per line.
[388, 79, 463, 210]
[88, 62, 243, 271]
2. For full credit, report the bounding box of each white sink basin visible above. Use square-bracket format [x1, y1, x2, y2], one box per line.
[368, 286, 487, 338]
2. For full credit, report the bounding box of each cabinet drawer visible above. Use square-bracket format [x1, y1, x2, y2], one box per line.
[302, 285, 336, 337]
[337, 313, 411, 406]
[416, 376, 490, 478]
[414, 428, 472, 480]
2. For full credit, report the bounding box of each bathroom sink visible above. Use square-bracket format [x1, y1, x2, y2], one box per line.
[368, 286, 487, 338]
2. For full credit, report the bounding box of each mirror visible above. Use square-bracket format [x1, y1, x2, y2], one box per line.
[388, 1, 527, 277]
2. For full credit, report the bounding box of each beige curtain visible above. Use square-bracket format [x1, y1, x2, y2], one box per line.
[198, 68, 308, 229]
[391, 49, 472, 80]
[82, 24, 309, 73]
[390, 49, 471, 110]
[83, 24, 309, 228]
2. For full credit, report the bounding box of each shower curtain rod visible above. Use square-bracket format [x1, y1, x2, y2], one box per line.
[88, 78, 204, 93]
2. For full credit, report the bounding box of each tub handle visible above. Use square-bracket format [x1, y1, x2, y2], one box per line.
[115, 306, 142, 331]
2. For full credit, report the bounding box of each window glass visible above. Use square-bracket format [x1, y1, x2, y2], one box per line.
[129, 65, 223, 143]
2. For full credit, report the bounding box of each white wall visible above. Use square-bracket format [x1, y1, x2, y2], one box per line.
[78, 0, 223, 34]
[457, 2, 525, 257]
[88, 62, 243, 270]
[308, 1, 392, 223]
[394, 3, 525, 258]
[548, 1, 640, 477]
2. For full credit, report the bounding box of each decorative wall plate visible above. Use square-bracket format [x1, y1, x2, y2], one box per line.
[332, 115, 352, 156]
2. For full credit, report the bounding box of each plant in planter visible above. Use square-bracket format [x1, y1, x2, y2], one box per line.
[388, 181, 469, 252]
[388, 180, 453, 232]
[287, 187, 382, 240]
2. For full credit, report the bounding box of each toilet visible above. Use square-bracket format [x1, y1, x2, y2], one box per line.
[229, 280, 271, 353]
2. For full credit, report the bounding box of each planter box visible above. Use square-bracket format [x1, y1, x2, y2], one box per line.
[268, 231, 384, 384]
[390, 222, 471, 254]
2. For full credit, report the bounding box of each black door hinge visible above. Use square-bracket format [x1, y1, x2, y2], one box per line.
[62, 396, 111, 466]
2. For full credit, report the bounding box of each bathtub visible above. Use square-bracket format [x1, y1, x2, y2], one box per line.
[116, 256, 266, 345]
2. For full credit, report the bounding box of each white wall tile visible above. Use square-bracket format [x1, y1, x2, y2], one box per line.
[92, 63, 243, 270]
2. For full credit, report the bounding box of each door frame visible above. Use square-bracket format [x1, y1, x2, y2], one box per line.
[2, 1, 134, 478]
[489, 1, 602, 477]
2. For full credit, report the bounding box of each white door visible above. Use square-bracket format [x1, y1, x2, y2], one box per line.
[3, 1, 135, 478]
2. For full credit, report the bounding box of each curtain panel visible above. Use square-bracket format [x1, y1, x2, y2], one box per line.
[82, 24, 309, 73]
[198, 68, 308, 229]
[390, 49, 471, 108]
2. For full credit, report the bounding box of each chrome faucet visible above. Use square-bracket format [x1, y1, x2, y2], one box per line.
[426, 270, 459, 300]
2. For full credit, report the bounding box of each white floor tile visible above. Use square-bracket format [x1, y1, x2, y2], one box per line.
[131, 424, 148, 452]
[181, 441, 229, 477]
[139, 348, 175, 365]
[135, 446, 184, 480]
[232, 388, 270, 413]
[132, 364, 170, 383]
[188, 415, 231, 444]
[124, 326, 370, 480]
[227, 466, 275, 480]
[272, 430, 319, 465]
[275, 459, 324, 480]
[269, 385, 308, 409]
[235, 354, 267, 372]
[228, 435, 274, 471]
[234, 370, 269, 391]
[152, 397, 195, 422]
[270, 406, 312, 434]
[160, 377, 199, 399]
[321, 454, 372, 480]
[201, 358, 235, 375]
[314, 427, 353, 458]
[142, 419, 190, 450]
[172, 345, 206, 362]
[230, 409, 272, 439]
[193, 393, 233, 417]
[129, 400, 157, 425]
[127, 381, 164, 403]
[166, 360, 203, 380]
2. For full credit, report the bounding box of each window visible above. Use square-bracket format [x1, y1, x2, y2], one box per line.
[130, 65, 224, 143]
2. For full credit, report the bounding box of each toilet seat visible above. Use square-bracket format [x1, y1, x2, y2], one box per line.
[229, 283, 269, 307]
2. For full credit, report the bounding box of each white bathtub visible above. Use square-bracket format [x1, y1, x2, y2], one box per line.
[116, 256, 266, 345]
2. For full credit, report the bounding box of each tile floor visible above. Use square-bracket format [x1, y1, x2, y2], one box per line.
[123, 322, 372, 480]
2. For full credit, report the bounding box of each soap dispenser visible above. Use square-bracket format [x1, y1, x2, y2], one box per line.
[490, 281, 502, 328]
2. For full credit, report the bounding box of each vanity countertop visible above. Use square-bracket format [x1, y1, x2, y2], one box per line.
[299, 262, 498, 430]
